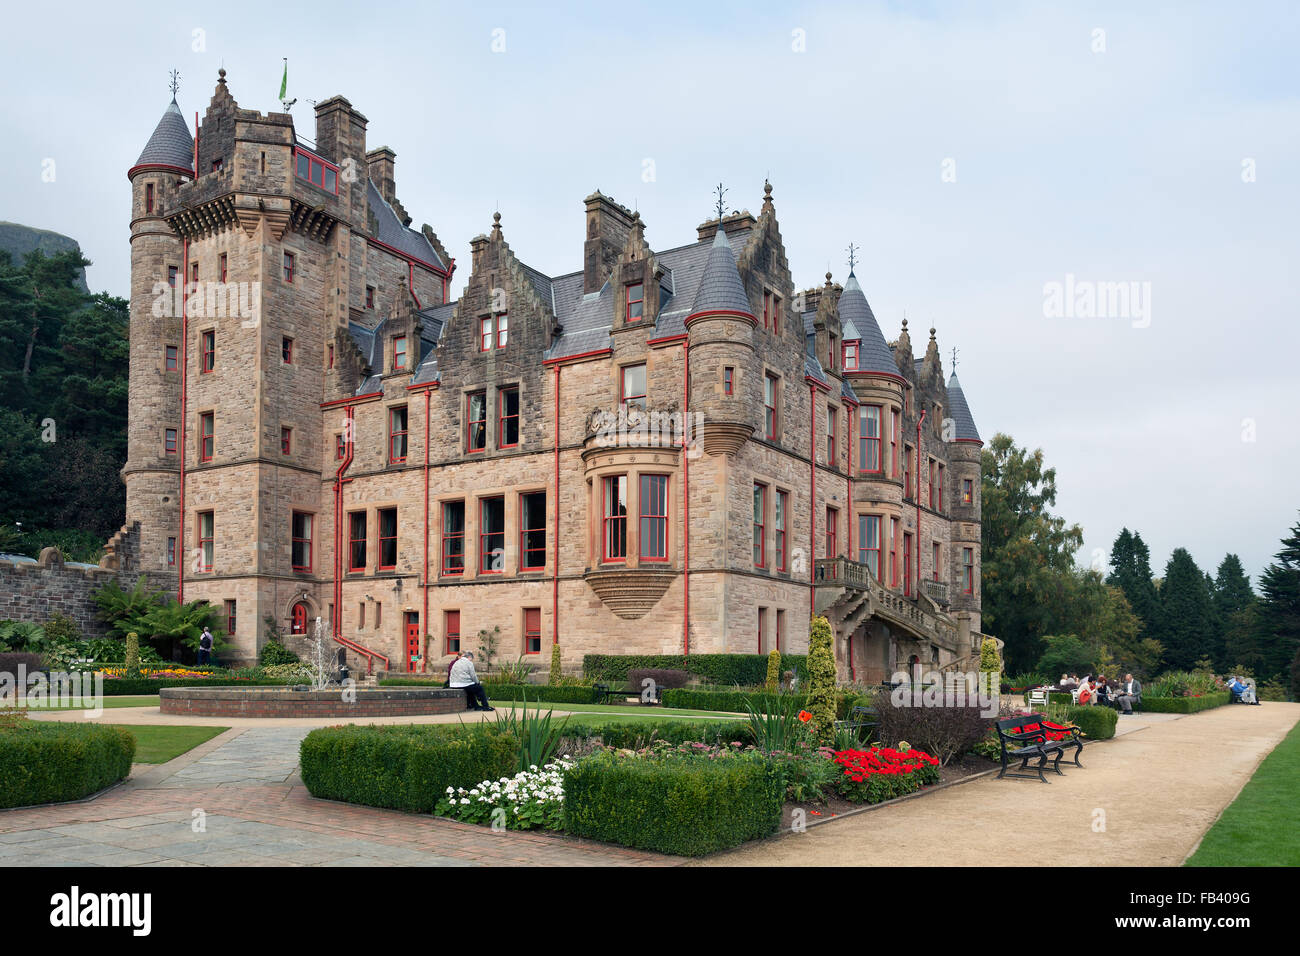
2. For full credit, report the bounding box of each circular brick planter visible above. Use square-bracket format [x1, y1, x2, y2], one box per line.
[159, 685, 470, 718]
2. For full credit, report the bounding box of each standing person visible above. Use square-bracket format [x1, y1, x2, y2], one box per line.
[448, 651, 493, 712]
[197, 626, 214, 666]
[1116, 673, 1142, 714]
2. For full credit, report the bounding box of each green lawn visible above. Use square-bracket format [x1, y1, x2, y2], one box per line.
[107, 724, 228, 764]
[1186, 719, 1300, 866]
[486, 699, 742, 720]
[16, 695, 161, 711]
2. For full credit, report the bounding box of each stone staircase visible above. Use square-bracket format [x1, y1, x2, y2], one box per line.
[813, 556, 962, 654]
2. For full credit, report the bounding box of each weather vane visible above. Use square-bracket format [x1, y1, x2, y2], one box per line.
[714, 182, 728, 222]
[846, 242, 859, 274]
[168, 69, 180, 99]
[951, 346, 959, 371]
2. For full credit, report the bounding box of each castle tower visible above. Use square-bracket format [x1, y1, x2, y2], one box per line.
[124, 93, 194, 579]
[945, 370, 983, 632]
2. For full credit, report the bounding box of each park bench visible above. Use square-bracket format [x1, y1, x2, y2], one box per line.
[994, 714, 1085, 783]
[593, 682, 665, 705]
[834, 705, 878, 744]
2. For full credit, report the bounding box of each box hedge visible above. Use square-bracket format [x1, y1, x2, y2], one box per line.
[98, 677, 290, 696]
[563, 752, 784, 856]
[299, 724, 518, 813]
[378, 680, 598, 705]
[583, 653, 807, 686]
[1063, 705, 1118, 740]
[1139, 692, 1231, 714]
[0, 718, 135, 809]
[558, 719, 755, 750]
[660, 687, 865, 719]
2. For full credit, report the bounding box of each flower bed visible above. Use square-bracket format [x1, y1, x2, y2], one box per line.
[436, 760, 572, 831]
[831, 746, 940, 803]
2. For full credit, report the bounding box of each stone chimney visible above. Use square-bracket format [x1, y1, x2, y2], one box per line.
[583, 191, 636, 295]
[314, 96, 369, 228]
[366, 146, 396, 204]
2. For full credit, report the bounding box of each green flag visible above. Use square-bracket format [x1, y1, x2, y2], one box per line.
[279, 61, 287, 101]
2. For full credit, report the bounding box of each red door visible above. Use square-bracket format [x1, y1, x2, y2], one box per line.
[405, 613, 421, 672]
[291, 602, 308, 635]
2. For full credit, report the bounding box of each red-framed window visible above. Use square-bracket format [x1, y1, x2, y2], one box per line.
[393, 335, 408, 371]
[724, 367, 734, 395]
[639, 475, 668, 562]
[389, 405, 409, 463]
[937, 463, 945, 513]
[479, 317, 492, 351]
[753, 483, 766, 568]
[441, 501, 465, 575]
[479, 497, 504, 573]
[764, 373, 778, 440]
[602, 476, 628, 563]
[212, 158, 223, 173]
[826, 506, 838, 559]
[327, 344, 334, 369]
[164, 427, 177, 455]
[859, 515, 882, 580]
[498, 386, 519, 448]
[843, 341, 859, 370]
[496, 313, 509, 349]
[190, 261, 199, 284]
[197, 511, 214, 572]
[963, 548, 974, 594]
[165, 345, 178, 371]
[775, 490, 788, 570]
[859, 405, 882, 473]
[219, 253, 227, 282]
[294, 148, 339, 194]
[933, 541, 942, 582]
[291, 512, 313, 572]
[167, 265, 178, 288]
[903, 445, 913, 499]
[201, 330, 215, 372]
[466, 391, 486, 452]
[378, 508, 397, 571]
[282, 337, 293, 364]
[928, 458, 936, 509]
[903, 533, 913, 597]
[524, 608, 542, 655]
[626, 283, 644, 322]
[963, 477, 973, 505]
[827, 406, 837, 464]
[225, 599, 236, 637]
[166, 537, 176, 567]
[891, 409, 900, 477]
[335, 433, 346, 460]
[280, 427, 292, 455]
[145, 183, 154, 214]
[283, 253, 294, 283]
[520, 492, 547, 570]
[890, 517, 899, 587]
[620, 364, 646, 410]
[365, 286, 375, 309]
[445, 610, 461, 654]
[199, 412, 214, 462]
[772, 295, 781, 335]
[348, 511, 367, 573]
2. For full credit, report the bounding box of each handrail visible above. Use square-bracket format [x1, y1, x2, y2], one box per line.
[334, 632, 390, 673]
[814, 556, 959, 647]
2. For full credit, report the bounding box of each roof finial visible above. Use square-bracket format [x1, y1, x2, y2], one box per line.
[825, 271, 834, 288]
[491, 210, 502, 238]
[929, 326, 936, 341]
[950, 346, 959, 371]
[846, 242, 859, 276]
[713, 182, 728, 223]
[168, 69, 181, 101]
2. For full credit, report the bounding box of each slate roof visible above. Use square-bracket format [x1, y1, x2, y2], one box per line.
[838, 272, 897, 378]
[946, 372, 982, 443]
[653, 229, 750, 340]
[134, 99, 194, 172]
[689, 226, 754, 319]
[841, 378, 860, 404]
[411, 303, 453, 386]
[367, 181, 446, 272]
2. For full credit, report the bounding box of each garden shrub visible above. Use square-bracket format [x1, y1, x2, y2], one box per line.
[627, 668, 690, 692]
[299, 724, 518, 813]
[0, 718, 135, 809]
[873, 691, 990, 765]
[1062, 705, 1118, 739]
[123, 632, 140, 675]
[979, 637, 1002, 684]
[0, 651, 44, 675]
[1137, 692, 1231, 715]
[563, 752, 783, 856]
[661, 687, 866, 719]
[582, 653, 808, 686]
[259, 639, 300, 666]
[557, 719, 754, 750]
[549, 643, 562, 686]
[806, 616, 837, 743]
[765, 649, 781, 691]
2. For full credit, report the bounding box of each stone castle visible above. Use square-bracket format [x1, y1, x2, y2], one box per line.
[123, 71, 989, 681]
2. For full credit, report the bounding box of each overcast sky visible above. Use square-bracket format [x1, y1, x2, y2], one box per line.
[2, 0, 1296, 583]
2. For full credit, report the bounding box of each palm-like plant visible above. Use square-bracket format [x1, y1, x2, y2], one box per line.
[493, 695, 570, 772]
[744, 692, 809, 753]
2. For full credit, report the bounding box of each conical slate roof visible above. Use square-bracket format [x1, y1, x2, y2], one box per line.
[133, 100, 194, 173]
[946, 372, 982, 443]
[688, 225, 753, 318]
[839, 271, 896, 378]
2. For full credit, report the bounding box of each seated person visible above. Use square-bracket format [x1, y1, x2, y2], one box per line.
[1058, 673, 1076, 690]
[1116, 673, 1142, 714]
[1228, 676, 1257, 704]
[448, 651, 494, 712]
[1076, 679, 1093, 705]
[1093, 678, 1111, 706]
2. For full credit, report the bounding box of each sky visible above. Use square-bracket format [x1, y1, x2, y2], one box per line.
[1, 0, 1296, 583]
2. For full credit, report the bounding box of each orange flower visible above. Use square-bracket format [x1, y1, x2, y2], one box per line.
[798, 710, 812, 722]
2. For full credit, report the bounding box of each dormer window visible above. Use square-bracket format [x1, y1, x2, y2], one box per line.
[843, 341, 859, 371]
[393, 335, 408, 371]
[626, 283, 644, 322]
[496, 313, 509, 348]
[620, 364, 646, 410]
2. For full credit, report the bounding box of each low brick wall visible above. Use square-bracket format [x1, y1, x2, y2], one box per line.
[159, 685, 470, 718]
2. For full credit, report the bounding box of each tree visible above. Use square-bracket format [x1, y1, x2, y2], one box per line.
[1035, 634, 1098, 677]
[979, 433, 1084, 672]
[1063, 569, 1161, 675]
[1213, 554, 1256, 671]
[1256, 516, 1300, 680]
[1106, 528, 1159, 635]
[1156, 549, 1218, 670]
[806, 616, 837, 743]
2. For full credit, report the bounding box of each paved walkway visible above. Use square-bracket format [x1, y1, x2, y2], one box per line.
[698, 702, 1300, 866]
[0, 720, 672, 867]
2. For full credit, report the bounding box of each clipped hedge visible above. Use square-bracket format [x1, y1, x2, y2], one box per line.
[1063, 705, 1118, 740]
[299, 724, 518, 813]
[98, 677, 290, 696]
[0, 719, 135, 808]
[660, 687, 865, 719]
[583, 653, 808, 686]
[558, 719, 754, 750]
[378, 680, 599, 705]
[563, 753, 784, 856]
[1139, 692, 1231, 714]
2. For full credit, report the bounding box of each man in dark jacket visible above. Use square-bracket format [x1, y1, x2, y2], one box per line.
[1116, 674, 1142, 714]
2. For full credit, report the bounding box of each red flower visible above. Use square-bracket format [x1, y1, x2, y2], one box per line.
[798, 710, 812, 723]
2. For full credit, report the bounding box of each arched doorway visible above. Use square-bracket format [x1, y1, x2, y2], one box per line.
[291, 602, 309, 635]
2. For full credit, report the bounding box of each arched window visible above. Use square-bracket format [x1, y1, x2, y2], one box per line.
[291, 602, 308, 635]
